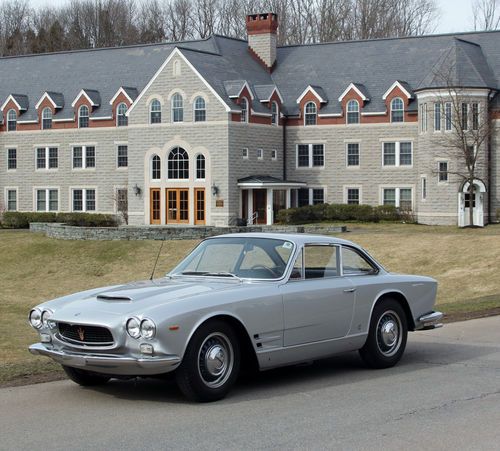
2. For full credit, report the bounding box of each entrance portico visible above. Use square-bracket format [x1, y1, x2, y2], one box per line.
[238, 176, 307, 225]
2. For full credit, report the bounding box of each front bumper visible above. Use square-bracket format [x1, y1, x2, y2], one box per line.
[415, 311, 444, 330]
[29, 343, 181, 376]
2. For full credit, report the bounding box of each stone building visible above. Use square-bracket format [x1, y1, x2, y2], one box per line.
[1, 13, 499, 227]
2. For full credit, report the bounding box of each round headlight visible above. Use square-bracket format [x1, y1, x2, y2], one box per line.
[29, 309, 42, 329]
[126, 317, 141, 339]
[41, 310, 53, 327]
[140, 319, 156, 340]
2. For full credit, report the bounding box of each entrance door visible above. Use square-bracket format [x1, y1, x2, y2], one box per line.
[166, 188, 189, 224]
[458, 181, 485, 227]
[272, 190, 286, 224]
[150, 188, 161, 225]
[194, 188, 206, 225]
[253, 189, 267, 224]
[241, 189, 248, 223]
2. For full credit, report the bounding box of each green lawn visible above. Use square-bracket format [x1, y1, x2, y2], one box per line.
[1, 225, 500, 385]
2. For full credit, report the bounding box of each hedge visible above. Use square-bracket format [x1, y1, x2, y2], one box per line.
[276, 203, 411, 224]
[0, 211, 119, 229]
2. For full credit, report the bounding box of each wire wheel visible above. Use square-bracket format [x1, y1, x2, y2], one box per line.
[197, 332, 234, 389]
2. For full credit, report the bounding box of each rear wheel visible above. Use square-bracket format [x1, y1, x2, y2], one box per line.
[62, 365, 110, 386]
[359, 298, 408, 369]
[176, 320, 240, 402]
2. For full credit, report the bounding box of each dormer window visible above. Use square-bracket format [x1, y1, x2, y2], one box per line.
[347, 100, 360, 124]
[172, 93, 183, 123]
[271, 101, 278, 126]
[150, 99, 161, 124]
[117, 102, 128, 126]
[391, 98, 404, 123]
[240, 98, 248, 123]
[42, 108, 52, 129]
[78, 105, 89, 128]
[7, 109, 17, 131]
[304, 102, 317, 126]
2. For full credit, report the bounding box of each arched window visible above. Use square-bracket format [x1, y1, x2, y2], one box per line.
[78, 105, 89, 128]
[150, 99, 161, 124]
[304, 101, 317, 126]
[172, 93, 183, 122]
[271, 101, 278, 126]
[168, 147, 189, 179]
[391, 97, 404, 123]
[347, 100, 360, 124]
[194, 97, 206, 122]
[7, 109, 17, 131]
[196, 154, 206, 179]
[151, 154, 161, 180]
[240, 97, 248, 123]
[41, 108, 52, 129]
[117, 103, 128, 126]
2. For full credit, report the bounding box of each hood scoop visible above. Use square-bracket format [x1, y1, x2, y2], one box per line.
[97, 294, 132, 301]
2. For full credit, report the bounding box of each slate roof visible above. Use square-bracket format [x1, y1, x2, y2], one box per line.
[45, 91, 65, 108]
[2, 30, 500, 121]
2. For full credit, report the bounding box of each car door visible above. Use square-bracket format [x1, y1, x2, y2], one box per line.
[280, 244, 356, 347]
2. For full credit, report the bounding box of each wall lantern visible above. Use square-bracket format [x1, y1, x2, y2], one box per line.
[211, 183, 219, 196]
[133, 184, 142, 197]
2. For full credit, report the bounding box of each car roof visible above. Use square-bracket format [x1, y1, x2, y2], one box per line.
[207, 232, 358, 247]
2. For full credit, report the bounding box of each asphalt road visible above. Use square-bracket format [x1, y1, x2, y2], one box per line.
[1, 316, 499, 451]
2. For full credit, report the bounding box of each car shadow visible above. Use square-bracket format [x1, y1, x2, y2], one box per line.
[86, 338, 497, 405]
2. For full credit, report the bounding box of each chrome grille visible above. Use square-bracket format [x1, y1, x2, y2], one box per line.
[58, 322, 114, 346]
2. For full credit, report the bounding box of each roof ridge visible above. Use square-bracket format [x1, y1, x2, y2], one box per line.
[176, 45, 220, 57]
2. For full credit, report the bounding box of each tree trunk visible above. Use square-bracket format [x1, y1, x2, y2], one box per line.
[469, 181, 475, 226]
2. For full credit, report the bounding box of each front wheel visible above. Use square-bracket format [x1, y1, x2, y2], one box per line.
[359, 299, 408, 369]
[62, 365, 110, 386]
[176, 320, 240, 402]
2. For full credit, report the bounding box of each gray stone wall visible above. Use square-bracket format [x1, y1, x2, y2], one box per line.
[248, 33, 276, 68]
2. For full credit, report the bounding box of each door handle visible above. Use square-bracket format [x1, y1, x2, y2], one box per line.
[343, 288, 356, 293]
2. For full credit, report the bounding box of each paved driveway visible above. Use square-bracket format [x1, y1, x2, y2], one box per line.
[1, 316, 499, 450]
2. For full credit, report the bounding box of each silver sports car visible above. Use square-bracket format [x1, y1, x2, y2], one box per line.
[29, 233, 443, 402]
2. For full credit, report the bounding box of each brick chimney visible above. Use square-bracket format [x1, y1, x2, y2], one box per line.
[246, 13, 278, 71]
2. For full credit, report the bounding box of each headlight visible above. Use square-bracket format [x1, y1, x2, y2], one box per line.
[140, 319, 156, 339]
[29, 309, 42, 329]
[126, 317, 141, 339]
[41, 310, 53, 327]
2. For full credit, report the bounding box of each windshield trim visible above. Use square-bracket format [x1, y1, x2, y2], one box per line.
[168, 237, 296, 282]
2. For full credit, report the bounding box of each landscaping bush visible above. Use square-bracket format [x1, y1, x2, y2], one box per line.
[1, 211, 118, 229]
[276, 203, 408, 224]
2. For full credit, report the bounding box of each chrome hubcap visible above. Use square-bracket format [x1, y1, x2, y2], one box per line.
[376, 311, 402, 357]
[198, 333, 233, 388]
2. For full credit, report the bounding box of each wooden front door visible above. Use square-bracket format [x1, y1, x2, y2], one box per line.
[150, 188, 161, 224]
[166, 188, 189, 224]
[194, 188, 206, 225]
[253, 189, 267, 224]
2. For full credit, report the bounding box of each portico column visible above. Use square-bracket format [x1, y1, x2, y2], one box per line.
[266, 188, 273, 225]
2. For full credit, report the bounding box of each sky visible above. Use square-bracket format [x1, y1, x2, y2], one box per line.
[28, 0, 475, 34]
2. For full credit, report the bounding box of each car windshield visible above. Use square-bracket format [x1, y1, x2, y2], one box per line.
[170, 237, 295, 280]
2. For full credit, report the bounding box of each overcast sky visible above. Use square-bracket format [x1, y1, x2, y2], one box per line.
[28, 0, 475, 34]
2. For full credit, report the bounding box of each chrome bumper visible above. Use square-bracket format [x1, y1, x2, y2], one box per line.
[29, 343, 181, 376]
[415, 311, 444, 330]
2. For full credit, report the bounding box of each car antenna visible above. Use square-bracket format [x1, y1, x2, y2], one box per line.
[150, 239, 165, 281]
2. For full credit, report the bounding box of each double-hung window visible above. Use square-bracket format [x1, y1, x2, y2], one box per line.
[117, 145, 128, 168]
[383, 142, 412, 167]
[434, 103, 441, 131]
[347, 188, 360, 204]
[72, 189, 96, 212]
[7, 148, 16, 170]
[438, 161, 448, 182]
[36, 147, 58, 170]
[461, 103, 468, 130]
[445, 102, 452, 131]
[36, 188, 58, 212]
[297, 144, 324, 168]
[383, 187, 413, 210]
[420, 103, 427, 132]
[7, 189, 17, 211]
[472, 103, 479, 130]
[346, 143, 360, 166]
[73, 146, 96, 169]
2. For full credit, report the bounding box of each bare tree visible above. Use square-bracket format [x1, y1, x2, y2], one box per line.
[473, 0, 500, 30]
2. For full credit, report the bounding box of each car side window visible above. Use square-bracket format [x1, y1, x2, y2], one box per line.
[290, 250, 303, 279]
[342, 247, 377, 275]
[304, 245, 339, 279]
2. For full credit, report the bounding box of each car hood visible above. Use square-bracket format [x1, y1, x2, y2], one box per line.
[46, 277, 245, 325]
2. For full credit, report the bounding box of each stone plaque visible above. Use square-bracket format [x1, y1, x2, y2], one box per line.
[216, 199, 224, 207]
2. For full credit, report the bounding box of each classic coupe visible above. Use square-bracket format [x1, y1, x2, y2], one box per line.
[29, 233, 442, 402]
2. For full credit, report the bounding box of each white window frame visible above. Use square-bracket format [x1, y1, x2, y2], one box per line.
[257, 148, 263, 160]
[271, 101, 279, 126]
[472, 102, 480, 131]
[437, 160, 449, 184]
[343, 186, 362, 205]
[71, 187, 97, 212]
[390, 97, 404, 123]
[116, 144, 128, 169]
[434, 102, 442, 132]
[171, 93, 184, 123]
[7, 109, 17, 131]
[193, 96, 206, 122]
[242, 148, 249, 159]
[7, 147, 17, 171]
[271, 149, 277, 161]
[72, 145, 96, 170]
[311, 187, 326, 205]
[380, 186, 414, 210]
[240, 97, 248, 123]
[34, 187, 59, 212]
[42, 107, 52, 130]
[445, 102, 452, 131]
[151, 154, 161, 180]
[421, 175, 427, 201]
[304, 101, 317, 126]
[150, 99, 162, 124]
[35, 146, 58, 171]
[78, 105, 89, 128]
[420, 103, 427, 133]
[5, 187, 18, 211]
[296, 143, 325, 169]
[116, 102, 128, 127]
[381, 141, 413, 168]
[346, 99, 360, 125]
[346, 142, 360, 167]
[195, 153, 206, 180]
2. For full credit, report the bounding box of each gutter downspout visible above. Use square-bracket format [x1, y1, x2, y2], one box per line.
[488, 90, 494, 224]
